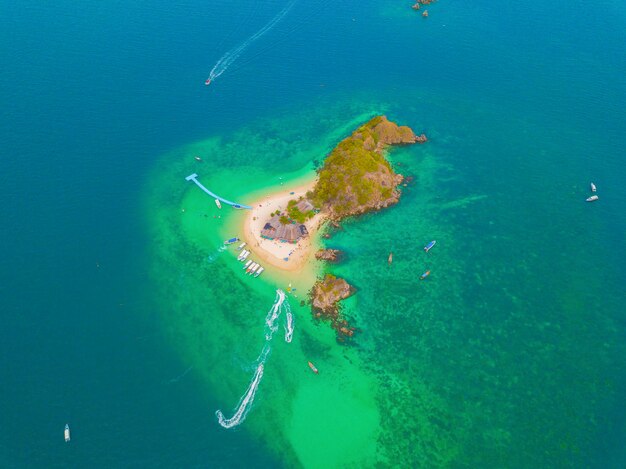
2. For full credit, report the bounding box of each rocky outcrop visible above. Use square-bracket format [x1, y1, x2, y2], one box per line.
[414, 133, 428, 143]
[315, 249, 342, 262]
[310, 116, 422, 221]
[412, 1, 437, 13]
[305, 116, 429, 340]
[310, 275, 357, 338]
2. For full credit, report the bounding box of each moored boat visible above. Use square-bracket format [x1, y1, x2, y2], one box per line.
[590, 182, 597, 192]
[424, 240, 436, 252]
[308, 361, 319, 374]
[224, 237, 239, 245]
[249, 263, 260, 274]
[243, 259, 252, 269]
[237, 249, 249, 261]
[586, 195, 599, 202]
[420, 270, 431, 280]
[194, 156, 202, 161]
[388, 252, 393, 264]
[64, 424, 70, 442]
[254, 267, 264, 278]
[237, 242, 246, 250]
[241, 251, 251, 261]
[215, 199, 222, 209]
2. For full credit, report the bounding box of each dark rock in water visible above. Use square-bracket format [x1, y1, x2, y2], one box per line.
[414, 133, 428, 143]
[315, 248, 342, 262]
[310, 274, 356, 340]
[311, 275, 354, 312]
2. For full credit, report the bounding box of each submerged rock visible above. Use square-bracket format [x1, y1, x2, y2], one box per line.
[315, 248, 342, 262]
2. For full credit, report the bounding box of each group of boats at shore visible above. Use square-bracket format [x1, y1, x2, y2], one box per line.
[224, 237, 265, 277]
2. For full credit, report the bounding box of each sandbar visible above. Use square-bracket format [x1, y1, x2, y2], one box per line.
[241, 179, 324, 273]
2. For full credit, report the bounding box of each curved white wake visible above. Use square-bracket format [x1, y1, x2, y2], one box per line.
[215, 290, 293, 429]
[215, 363, 264, 429]
[207, 0, 297, 83]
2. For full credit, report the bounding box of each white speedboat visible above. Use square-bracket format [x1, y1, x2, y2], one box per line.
[254, 267, 264, 278]
[64, 424, 70, 442]
[249, 263, 260, 274]
[586, 195, 599, 202]
[243, 260, 252, 270]
[590, 182, 597, 192]
[237, 242, 246, 251]
[215, 199, 222, 209]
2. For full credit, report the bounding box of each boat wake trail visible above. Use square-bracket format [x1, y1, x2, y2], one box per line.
[264, 289, 286, 340]
[205, 246, 227, 264]
[284, 302, 294, 343]
[207, 0, 297, 83]
[215, 290, 293, 429]
[215, 362, 265, 428]
[168, 366, 193, 384]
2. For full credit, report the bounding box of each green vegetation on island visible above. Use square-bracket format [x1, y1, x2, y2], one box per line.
[286, 198, 316, 223]
[308, 115, 418, 220]
[306, 116, 420, 339]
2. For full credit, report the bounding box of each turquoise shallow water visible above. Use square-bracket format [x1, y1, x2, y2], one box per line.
[1, 0, 625, 467]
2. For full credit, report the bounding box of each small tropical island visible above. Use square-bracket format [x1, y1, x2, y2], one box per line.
[242, 115, 423, 337]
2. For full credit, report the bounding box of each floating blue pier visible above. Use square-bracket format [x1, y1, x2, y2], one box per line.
[185, 173, 252, 210]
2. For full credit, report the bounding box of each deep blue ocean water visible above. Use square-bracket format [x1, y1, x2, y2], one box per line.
[1, 0, 624, 467]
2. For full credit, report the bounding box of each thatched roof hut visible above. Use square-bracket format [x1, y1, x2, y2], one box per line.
[260, 215, 308, 243]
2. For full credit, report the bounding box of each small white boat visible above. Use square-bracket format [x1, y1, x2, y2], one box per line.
[586, 195, 599, 202]
[237, 242, 246, 251]
[241, 251, 251, 261]
[249, 263, 260, 274]
[590, 182, 597, 192]
[237, 249, 248, 261]
[243, 260, 252, 269]
[64, 424, 70, 442]
[254, 267, 264, 278]
[215, 199, 222, 209]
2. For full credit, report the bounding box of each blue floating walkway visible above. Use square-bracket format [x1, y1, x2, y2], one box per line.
[185, 173, 252, 210]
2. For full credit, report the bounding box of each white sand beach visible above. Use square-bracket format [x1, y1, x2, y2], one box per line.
[242, 179, 324, 272]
